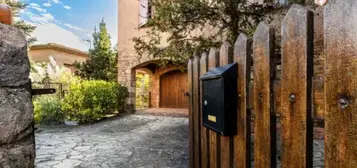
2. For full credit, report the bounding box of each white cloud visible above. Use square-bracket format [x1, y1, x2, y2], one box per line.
[63, 5, 71, 10]
[41, 13, 55, 21]
[29, 3, 47, 13]
[21, 3, 89, 51]
[50, 0, 61, 4]
[32, 23, 90, 51]
[64, 23, 85, 31]
[29, 13, 55, 24]
[29, 3, 41, 8]
[24, 10, 55, 25]
[43, 3, 51, 7]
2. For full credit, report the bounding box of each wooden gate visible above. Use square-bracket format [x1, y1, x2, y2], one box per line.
[188, 2, 357, 168]
[160, 70, 188, 108]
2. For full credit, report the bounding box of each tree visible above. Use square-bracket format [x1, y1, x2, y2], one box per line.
[133, 0, 311, 63]
[75, 19, 117, 82]
[3, 0, 37, 44]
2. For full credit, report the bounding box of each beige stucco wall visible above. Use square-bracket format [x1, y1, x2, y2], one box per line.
[117, 0, 151, 112]
[29, 49, 88, 71]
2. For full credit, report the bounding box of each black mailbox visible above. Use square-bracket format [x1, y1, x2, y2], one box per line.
[200, 63, 237, 136]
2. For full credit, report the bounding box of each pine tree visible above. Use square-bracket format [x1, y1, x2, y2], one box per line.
[75, 19, 118, 82]
[3, 0, 36, 43]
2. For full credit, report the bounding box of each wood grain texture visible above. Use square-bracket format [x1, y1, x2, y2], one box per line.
[200, 53, 209, 168]
[193, 56, 201, 168]
[208, 48, 220, 168]
[280, 5, 313, 168]
[324, 1, 357, 167]
[252, 22, 276, 168]
[219, 41, 234, 168]
[188, 59, 194, 168]
[160, 70, 188, 108]
[233, 34, 252, 168]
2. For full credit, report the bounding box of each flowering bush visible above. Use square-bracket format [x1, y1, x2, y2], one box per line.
[30, 56, 80, 85]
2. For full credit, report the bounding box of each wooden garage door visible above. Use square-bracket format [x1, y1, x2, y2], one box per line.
[160, 70, 188, 108]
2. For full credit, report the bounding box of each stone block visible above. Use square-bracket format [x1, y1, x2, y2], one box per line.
[0, 23, 29, 87]
[0, 88, 33, 144]
[0, 142, 35, 168]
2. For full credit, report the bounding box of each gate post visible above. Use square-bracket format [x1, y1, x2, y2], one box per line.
[0, 24, 35, 167]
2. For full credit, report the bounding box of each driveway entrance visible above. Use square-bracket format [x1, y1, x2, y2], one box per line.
[35, 114, 188, 168]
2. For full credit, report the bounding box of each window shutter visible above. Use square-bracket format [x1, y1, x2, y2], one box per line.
[139, 0, 149, 26]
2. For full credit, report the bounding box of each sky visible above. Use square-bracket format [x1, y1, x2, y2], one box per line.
[20, 0, 118, 51]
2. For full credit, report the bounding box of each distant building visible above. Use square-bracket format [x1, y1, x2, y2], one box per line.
[29, 43, 89, 72]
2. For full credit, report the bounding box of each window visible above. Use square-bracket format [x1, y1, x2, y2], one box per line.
[139, 0, 152, 26]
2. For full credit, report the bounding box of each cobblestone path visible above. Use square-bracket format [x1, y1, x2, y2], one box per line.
[35, 114, 189, 168]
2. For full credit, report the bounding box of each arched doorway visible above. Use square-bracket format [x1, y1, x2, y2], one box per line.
[160, 70, 188, 108]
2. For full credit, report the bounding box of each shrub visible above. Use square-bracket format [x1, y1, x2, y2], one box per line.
[136, 73, 150, 109]
[61, 80, 128, 124]
[34, 96, 63, 125]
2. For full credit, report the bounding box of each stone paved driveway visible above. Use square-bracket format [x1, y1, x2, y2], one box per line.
[35, 114, 189, 168]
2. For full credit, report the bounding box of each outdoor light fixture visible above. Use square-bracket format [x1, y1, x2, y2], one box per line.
[0, 4, 12, 25]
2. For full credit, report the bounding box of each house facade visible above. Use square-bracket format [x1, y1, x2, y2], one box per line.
[117, 0, 324, 115]
[118, 0, 189, 112]
[29, 43, 89, 72]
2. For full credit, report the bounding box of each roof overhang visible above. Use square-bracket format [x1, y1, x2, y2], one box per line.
[29, 43, 89, 58]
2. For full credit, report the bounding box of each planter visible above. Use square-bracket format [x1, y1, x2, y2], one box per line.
[64, 119, 79, 126]
[0, 4, 12, 25]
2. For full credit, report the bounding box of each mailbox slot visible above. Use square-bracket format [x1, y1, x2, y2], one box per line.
[200, 63, 237, 136]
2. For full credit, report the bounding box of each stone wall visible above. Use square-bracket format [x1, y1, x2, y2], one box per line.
[0, 24, 35, 167]
[117, 0, 153, 113]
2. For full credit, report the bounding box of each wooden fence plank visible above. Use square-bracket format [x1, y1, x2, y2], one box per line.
[324, 1, 357, 168]
[193, 55, 201, 168]
[233, 34, 252, 168]
[188, 59, 194, 168]
[219, 41, 234, 168]
[252, 22, 276, 168]
[208, 48, 220, 168]
[280, 5, 313, 168]
[200, 53, 209, 168]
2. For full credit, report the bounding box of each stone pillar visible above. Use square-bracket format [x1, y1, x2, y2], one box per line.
[0, 24, 35, 167]
[117, 50, 139, 113]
